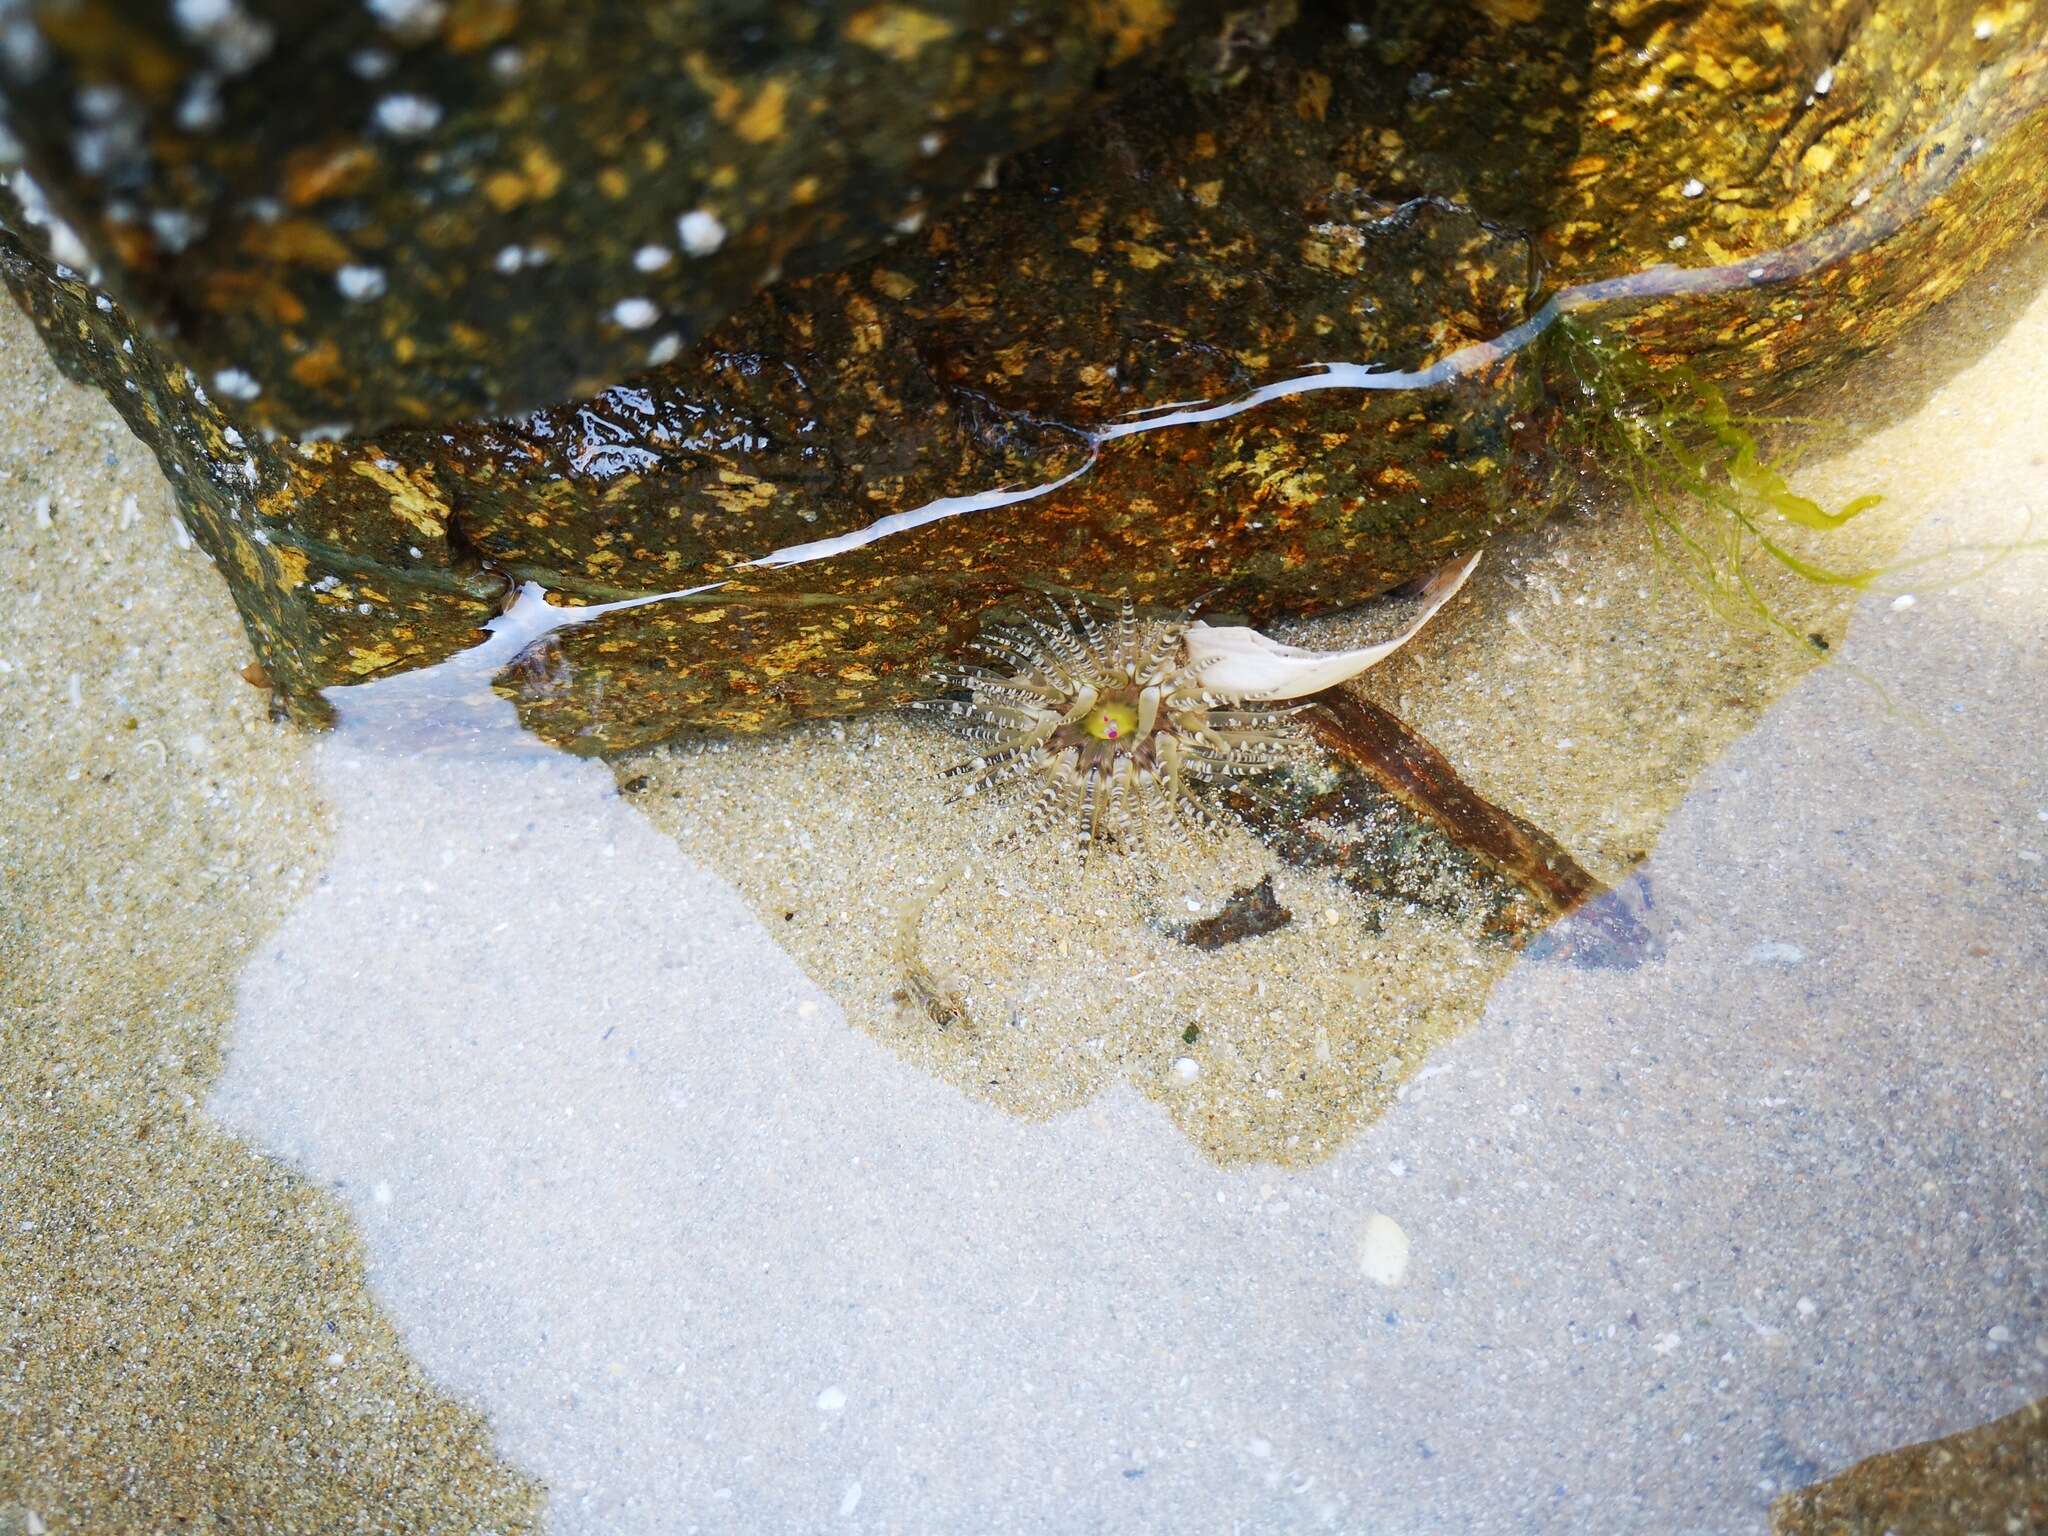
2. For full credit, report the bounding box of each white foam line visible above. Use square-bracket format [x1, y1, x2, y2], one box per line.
[471, 579, 731, 664]
[739, 459, 1098, 570]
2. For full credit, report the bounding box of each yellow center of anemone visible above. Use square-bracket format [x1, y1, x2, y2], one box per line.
[1080, 700, 1139, 742]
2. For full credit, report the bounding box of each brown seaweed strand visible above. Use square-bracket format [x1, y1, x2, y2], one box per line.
[1305, 689, 1601, 918]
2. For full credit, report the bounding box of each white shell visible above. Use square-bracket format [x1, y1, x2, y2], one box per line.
[1180, 550, 1482, 700]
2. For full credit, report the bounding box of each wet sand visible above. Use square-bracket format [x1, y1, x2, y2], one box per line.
[612, 236, 2048, 1168]
[2, 222, 2044, 1530]
[0, 309, 536, 1532]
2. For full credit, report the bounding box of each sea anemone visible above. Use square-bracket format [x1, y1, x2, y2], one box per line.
[918, 595, 1305, 853]
[917, 552, 1481, 854]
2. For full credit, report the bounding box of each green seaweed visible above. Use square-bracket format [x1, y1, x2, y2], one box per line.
[1544, 317, 1885, 650]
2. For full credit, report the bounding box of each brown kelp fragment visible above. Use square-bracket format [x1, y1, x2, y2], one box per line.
[1303, 688, 1600, 921]
[1180, 875, 1293, 950]
[1772, 1395, 2047, 1536]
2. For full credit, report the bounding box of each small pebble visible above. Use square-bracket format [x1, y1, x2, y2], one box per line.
[1356, 1212, 1410, 1286]
[816, 1385, 847, 1412]
[1682, 178, 1706, 198]
[1171, 1056, 1200, 1084]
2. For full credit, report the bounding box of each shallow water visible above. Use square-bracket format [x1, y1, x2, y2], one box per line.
[3, 236, 2045, 1533]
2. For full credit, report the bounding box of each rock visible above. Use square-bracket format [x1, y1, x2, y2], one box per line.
[4, 0, 2044, 748]
[1772, 1395, 2047, 1536]
[0, 0, 1242, 431]
[1181, 875, 1294, 950]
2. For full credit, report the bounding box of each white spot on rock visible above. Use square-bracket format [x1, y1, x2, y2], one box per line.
[677, 208, 727, 256]
[373, 94, 442, 138]
[212, 367, 262, 401]
[838, 1481, 862, 1517]
[1171, 1056, 1200, 1084]
[1681, 178, 1706, 198]
[611, 297, 659, 330]
[149, 208, 202, 253]
[366, 0, 447, 38]
[633, 244, 673, 273]
[815, 1385, 847, 1412]
[646, 333, 682, 367]
[336, 264, 388, 301]
[173, 0, 233, 28]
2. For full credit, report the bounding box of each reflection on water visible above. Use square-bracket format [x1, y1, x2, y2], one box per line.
[210, 502, 2044, 1532]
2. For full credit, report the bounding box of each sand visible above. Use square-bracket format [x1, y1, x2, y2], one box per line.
[2, 219, 2044, 1532]
[0, 306, 537, 1532]
[608, 232, 2048, 1169]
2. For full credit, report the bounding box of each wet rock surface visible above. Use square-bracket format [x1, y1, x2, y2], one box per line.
[2, 0, 2044, 749]
[0, 0, 1241, 431]
[1772, 1396, 2048, 1536]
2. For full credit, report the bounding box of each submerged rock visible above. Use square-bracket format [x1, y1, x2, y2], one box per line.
[3, 0, 2044, 748]
[1772, 1395, 2047, 1536]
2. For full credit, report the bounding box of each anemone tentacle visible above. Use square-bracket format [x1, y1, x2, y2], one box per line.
[921, 593, 1310, 853]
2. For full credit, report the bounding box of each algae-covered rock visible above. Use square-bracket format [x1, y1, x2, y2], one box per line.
[3, 0, 2044, 749]
[0, 0, 1241, 432]
[1772, 1396, 2048, 1536]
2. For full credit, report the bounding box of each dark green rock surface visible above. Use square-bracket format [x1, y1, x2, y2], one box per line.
[0, 0, 1238, 431]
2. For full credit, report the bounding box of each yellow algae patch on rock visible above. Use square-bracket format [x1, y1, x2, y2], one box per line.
[349, 458, 451, 541]
[845, 5, 958, 62]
